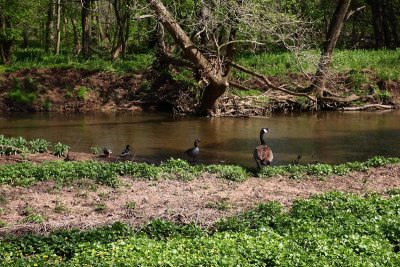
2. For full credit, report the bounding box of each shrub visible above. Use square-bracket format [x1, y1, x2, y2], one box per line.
[53, 142, 70, 157]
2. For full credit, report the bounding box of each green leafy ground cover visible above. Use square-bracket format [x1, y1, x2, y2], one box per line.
[0, 156, 399, 187]
[1, 192, 400, 266]
[0, 135, 69, 157]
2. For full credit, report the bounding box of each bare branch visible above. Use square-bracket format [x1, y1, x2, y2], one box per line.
[345, 6, 366, 21]
[339, 104, 395, 111]
[229, 61, 316, 102]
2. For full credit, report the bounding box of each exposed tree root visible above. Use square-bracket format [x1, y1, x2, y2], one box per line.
[338, 104, 396, 111]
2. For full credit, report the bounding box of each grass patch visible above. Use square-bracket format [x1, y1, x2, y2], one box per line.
[54, 200, 68, 214]
[4, 48, 155, 74]
[234, 49, 400, 80]
[125, 200, 136, 211]
[94, 202, 107, 213]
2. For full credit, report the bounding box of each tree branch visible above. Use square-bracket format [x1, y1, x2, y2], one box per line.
[229, 61, 316, 102]
[345, 6, 366, 22]
[339, 104, 395, 111]
[228, 80, 252, 91]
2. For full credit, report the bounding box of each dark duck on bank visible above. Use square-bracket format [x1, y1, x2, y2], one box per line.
[253, 128, 273, 168]
[103, 148, 112, 157]
[185, 139, 200, 162]
[120, 145, 130, 157]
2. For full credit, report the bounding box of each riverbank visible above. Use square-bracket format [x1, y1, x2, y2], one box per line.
[1, 49, 399, 115]
[0, 150, 400, 236]
[1, 164, 399, 236]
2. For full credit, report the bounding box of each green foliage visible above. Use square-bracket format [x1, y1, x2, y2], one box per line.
[1, 156, 399, 188]
[204, 164, 249, 181]
[54, 200, 68, 214]
[6, 49, 155, 74]
[28, 139, 50, 153]
[6, 89, 37, 104]
[76, 86, 89, 101]
[0, 135, 69, 156]
[89, 146, 101, 155]
[3, 192, 400, 266]
[125, 200, 136, 211]
[0, 220, 7, 228]
[371, 84, 392, 103]
[234, 49, 400, 81]
[94, 202, 107, 213]
[258, 156, 400, 178]
[21, 205, 44, 223]
[52, 142, 70, 157]
[41, 98, 52, 111]
[230, 88, 262, 97]
[348, 70, 369, 95]
[206, 200, 232, 211]
[0, 135, 29, 156]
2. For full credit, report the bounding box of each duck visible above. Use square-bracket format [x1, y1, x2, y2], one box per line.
[184, 139, 200, 162]
[120, 145, 130, 157]
[253, 128, 273, 168]
[103, 148, 112, 157]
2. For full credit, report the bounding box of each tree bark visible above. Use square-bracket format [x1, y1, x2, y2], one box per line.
[45, 0, 55, 52]
[111, 0, 130, 59]
[146, 0, 228, 115]
[0, 10, 13, 64]
[55, 0, 61, 54]
[312, 0, 352, 97]
[71, 18, 81, 55]
[81, 0, 91, 58]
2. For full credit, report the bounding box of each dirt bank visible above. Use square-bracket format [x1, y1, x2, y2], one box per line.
[1, 68, 399, 115]
[1, 164, 399, 236]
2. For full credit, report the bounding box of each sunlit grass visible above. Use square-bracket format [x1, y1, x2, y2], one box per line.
[1, 48, 155, 74]
[2, 48, 399, 81]
[234, 49, 400, 80]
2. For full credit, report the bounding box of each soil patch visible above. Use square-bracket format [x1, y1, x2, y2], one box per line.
[1, 165, 399, 236]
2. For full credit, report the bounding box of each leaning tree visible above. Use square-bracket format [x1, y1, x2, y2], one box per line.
[146, 0, 383, 115]
[147, 0, 313, 115]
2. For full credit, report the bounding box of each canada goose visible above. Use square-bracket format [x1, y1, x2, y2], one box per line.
[293, 154, 302, 165]
[253, 128, 273, 168]
[103, 148, 112, 157]
[121, 145, 130, 157]
[184, 139, 200, 162]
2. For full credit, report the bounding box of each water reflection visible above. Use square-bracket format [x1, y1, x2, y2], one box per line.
[1, 111, 399, 167]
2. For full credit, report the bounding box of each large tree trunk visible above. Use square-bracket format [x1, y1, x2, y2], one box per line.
[81, 0, 91, 58]
[111, 0, 130, 59]
[55, 0, 61, 54]
[71, 18, 81, 55]
[0, 11, 13, 64]
[312, 0, 352, 97]
[45, 0, 55, 52]
[147, 0, 228, 115]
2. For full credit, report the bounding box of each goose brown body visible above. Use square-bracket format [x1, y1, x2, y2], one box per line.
[253, 128, 273, 168]
[184, 139, 200, 162]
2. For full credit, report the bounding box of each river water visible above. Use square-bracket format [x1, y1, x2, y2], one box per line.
[1, 111, 399, 167]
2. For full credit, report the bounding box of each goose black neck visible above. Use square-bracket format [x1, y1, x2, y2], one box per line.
[194, 140, 199, 147]
[260, 131, 266, 145]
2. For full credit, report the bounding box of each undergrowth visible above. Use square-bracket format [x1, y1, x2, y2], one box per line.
[0, 156, 399, 187]
[3, 48, 155, 75]
[2, 192, 400, 265]
[0, 135, 69, 157]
